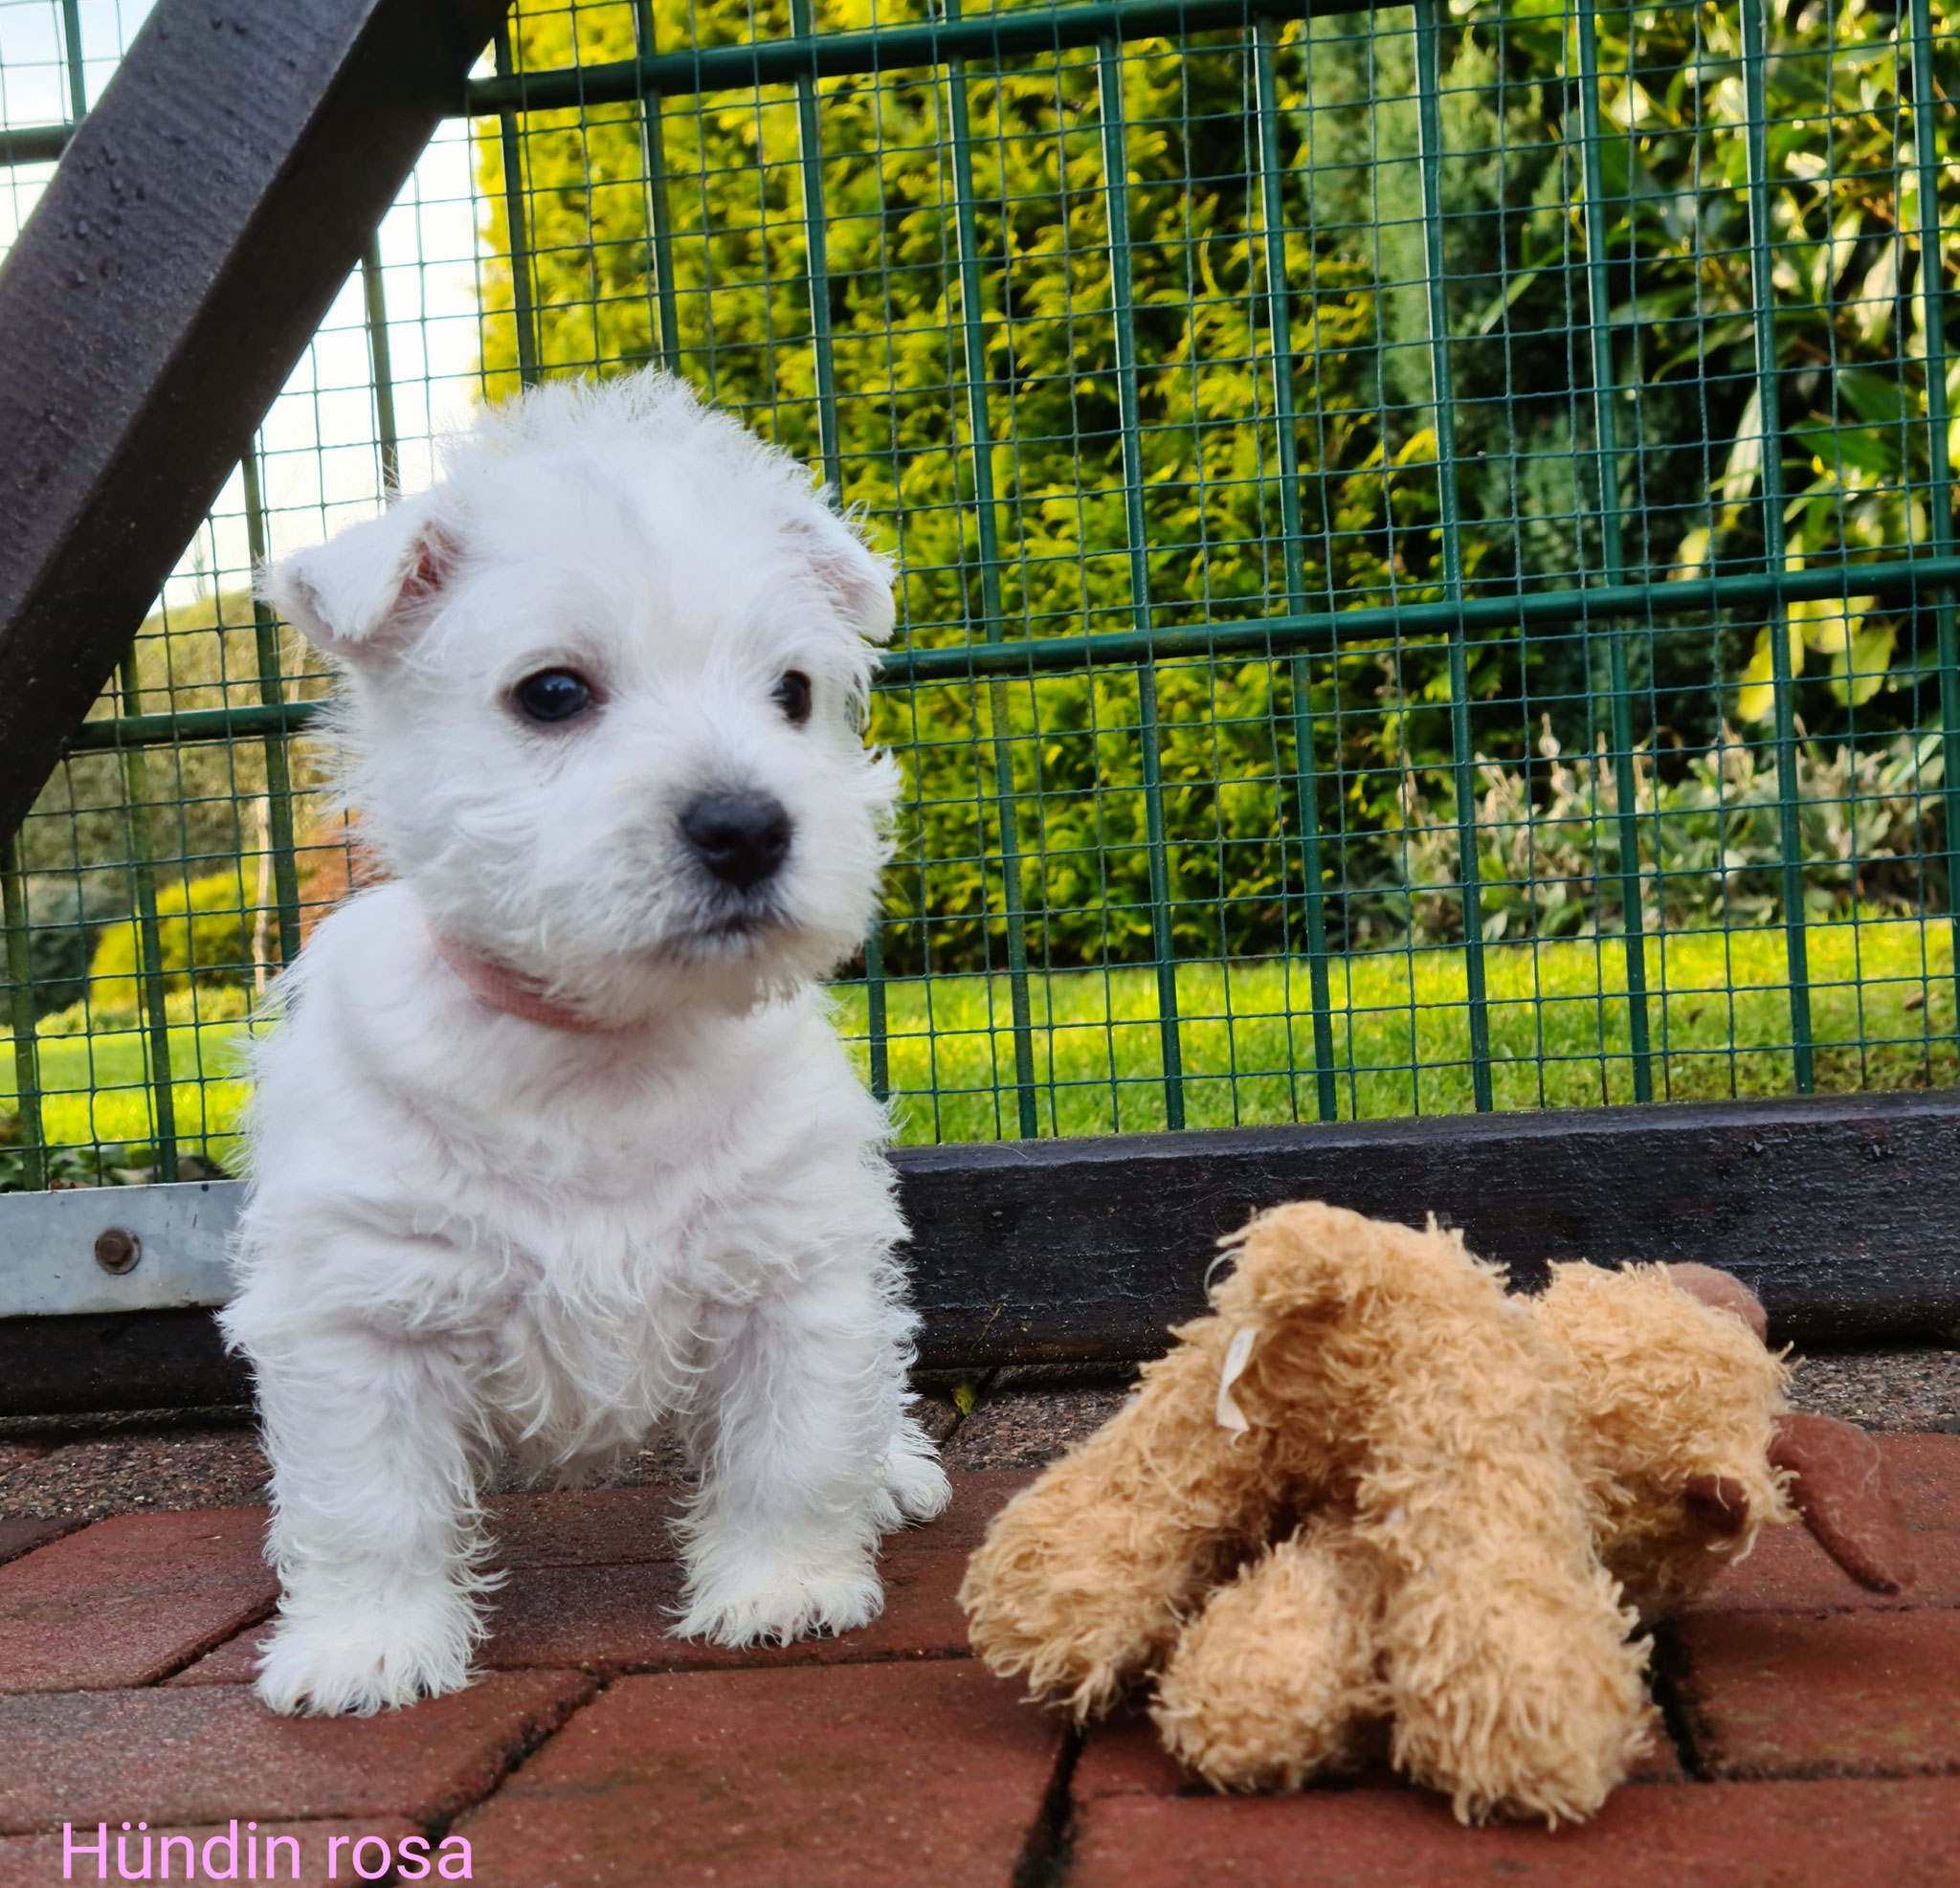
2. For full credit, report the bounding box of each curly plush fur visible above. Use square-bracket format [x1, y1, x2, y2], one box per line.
[959, 1201, 1857, 1825]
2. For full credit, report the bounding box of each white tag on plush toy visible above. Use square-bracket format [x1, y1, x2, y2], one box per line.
[1215, 1324, 1259, 1433]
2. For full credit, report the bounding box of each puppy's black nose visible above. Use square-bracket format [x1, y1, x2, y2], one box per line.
[679, 792, 792, 889]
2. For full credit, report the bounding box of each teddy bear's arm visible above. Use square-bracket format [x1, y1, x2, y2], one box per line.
[1151, 1517, 1387, 1792]
[958, 1328, 1278, 1721]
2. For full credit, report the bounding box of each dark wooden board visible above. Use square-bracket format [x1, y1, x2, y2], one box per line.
[896, 1090, 1960, 1366]
[4, 1092, 1957, 1415]
[0, 1308, 248, 1416]
[0, 0, 510, 836]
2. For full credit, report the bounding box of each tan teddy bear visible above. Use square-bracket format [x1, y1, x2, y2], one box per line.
[958, 1201, 1911, 1826]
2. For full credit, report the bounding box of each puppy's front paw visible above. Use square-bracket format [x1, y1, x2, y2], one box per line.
[675, 1550, 883, 1648]
[255, 1589, 479, 1717]
[885, 1446, 951, 1525]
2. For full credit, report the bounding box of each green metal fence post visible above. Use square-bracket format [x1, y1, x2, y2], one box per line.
[360, 233, 401, 496]
[115, 651, 178, 1181]
[790, 0, 888, 1104]
[1573, 1, 1653, 1102]
[861, 892, 890, 1103]
[1412, 0, 1493, 1112]
[631, 0, 683, 376]
[1097, 30, 1185, 1130]
[1907, 0, 1960, 1058]
[1255, 13, 1337, 1122]
[945, 0, 1039, 1139]
[2, 833, 45, 1189]
[1740, 0, 1815, 1094]
[494, 22, 543, 389]
[58, 0, 85, 119]
[791, 0, 840, 491]
[241, 444, 304, 979]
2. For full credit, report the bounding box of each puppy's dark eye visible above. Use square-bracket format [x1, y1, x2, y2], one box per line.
[772, 670, 813, 725]
[513, 669, 594, 725]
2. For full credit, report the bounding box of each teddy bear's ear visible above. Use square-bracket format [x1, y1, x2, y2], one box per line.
[1770, 1412, 1916, 1593]
[259, 496, 457, 666]
[1663, 1263, 1768, 1343]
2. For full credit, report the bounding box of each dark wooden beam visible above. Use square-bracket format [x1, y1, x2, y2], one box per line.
[0, 0, 511, 836]
[4, 1093, 1957, 1415]
[0, 1308, 247, 1417]
[900, 1090, 1960, 1365]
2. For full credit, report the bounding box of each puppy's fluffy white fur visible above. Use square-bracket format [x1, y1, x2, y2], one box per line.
[221, 373, 948, 1718]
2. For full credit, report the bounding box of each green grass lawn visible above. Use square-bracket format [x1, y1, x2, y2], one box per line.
[835, 916, 1959, 1144]
[9, 1017, 256, 1174]
[4, 917, 1953, 1170]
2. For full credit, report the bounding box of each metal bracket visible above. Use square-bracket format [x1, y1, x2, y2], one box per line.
[0, 1180, 240, 1320]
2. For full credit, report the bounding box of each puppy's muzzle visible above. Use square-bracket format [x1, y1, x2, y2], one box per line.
[680, 791, 792, 890]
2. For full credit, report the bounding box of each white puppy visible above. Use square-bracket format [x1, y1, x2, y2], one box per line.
[220, 372, 948, 1717]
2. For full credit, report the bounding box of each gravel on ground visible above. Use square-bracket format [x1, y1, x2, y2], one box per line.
[1, 1348, 1952, 1522]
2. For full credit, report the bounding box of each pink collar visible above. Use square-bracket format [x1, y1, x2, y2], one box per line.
[432, 934, 612, 1033]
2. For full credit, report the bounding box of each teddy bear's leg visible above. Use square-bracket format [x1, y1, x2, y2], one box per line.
[1378, 1500, 1652, 1827]
[959, 1332, 1281, 1721]
[1151, 1519, 1387, 1792]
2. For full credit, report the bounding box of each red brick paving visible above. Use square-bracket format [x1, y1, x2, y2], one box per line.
[471, 1467, 1035, 1576]
[1878, 1433, 1960, 1528]
[1065, 1778, 1960, 1887]
[484, 1561, 686, 1674]
[1071, 1709, 1190, 1801]
[162, 1618, 271, 1688]
[0, 1671, 593, 1834]
[479, 1544, 973, 1677]
[891, 1468, 1038, 1551]
[0, 1819, 423, 1888]
[0, 1519, 80, 1569]
[171, 1484, 1017, 1688]
[1673, 1609, 1960, 1779]
[454, 1662, 1062, 1888]
[0, 1509, 276, 1693]
[484, 1487, 682, 1569]
[173, 1542, 977, 1688]
[2, 1455, 1957, 1882]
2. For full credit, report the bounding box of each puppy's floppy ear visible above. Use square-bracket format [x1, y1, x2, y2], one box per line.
[787, 507, 897, 644]
[259, 496, 456, 663]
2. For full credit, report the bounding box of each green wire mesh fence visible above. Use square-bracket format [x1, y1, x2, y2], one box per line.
[1, 0, 1958, 1187]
